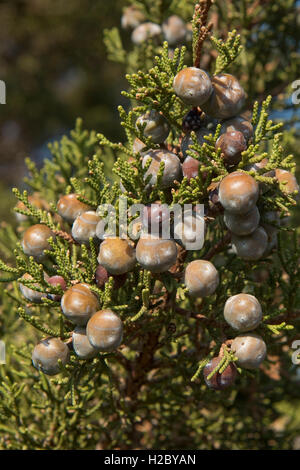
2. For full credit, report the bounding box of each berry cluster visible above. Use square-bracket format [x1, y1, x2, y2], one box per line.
[121, 7, 190, 48]
[128, 63, 297, 386]
[13, 10, 299, 391]
[19, 195, 132, 375]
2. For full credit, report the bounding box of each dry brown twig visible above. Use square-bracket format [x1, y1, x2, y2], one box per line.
[193, 0, 214, 68]
[203, 230, 231, 260]
[53, 229, 76, 244]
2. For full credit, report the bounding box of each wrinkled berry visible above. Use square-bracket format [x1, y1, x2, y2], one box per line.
[173, 67, 213, 107]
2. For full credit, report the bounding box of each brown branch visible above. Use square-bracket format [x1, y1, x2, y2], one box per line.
[175, 306, 207, 320]
[203, 231, 231, 260]
[157, 328, 190, 348]
[168, 244, 187, 276]
[53, 229, 76, 244]
[193, 1, 214, 68]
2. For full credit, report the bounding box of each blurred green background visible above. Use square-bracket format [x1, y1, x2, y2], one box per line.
[0, 0, 128, 189]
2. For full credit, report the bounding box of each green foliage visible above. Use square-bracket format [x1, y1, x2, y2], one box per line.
[211, 29, 243, 75]
[0, 0, 126, 184]
[122, 42, 187, 128]
[103, 28, 126, 63]
[126, 0, 175, 24]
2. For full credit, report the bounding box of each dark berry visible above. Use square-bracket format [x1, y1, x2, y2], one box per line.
[182, 108, 204, 133]
[221, 116, 253, 142]
[95, 265, 110, 289]
[216, 130, 247, 166]
[22, 224, 55, 261]
[47, 275, 67, 302]
[182, 156, 200, 181]
[95, 265, 127, 290]
[203, 356, 237, 390]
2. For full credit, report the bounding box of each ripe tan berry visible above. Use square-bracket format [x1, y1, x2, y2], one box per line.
[32, 337, 70, 376]
[224, 293, 262, 332]
[15, 194, 45, 222]
[173, 67, 213, 106]
[97, 238, 136, 275]
[21, 224, 55, 260]
[136, 110, 170, 144]
[203, 357, 237, 390]
[19, 273, 47, 303]
[224, 206, 260, 236]
[219, 171, 259, 215]
[232, 226, 268, 260]
[231, 333, 267, 369]
[61, 283, 100, 325]
[72, 326, 99, 359]
[86, 309, 123, 352]
[71, 211, 101, 245]
[184, 260, 219, 297]
[57, 193, 91, 224]
[201, 74, 245, 119]
[142, 149, 182, 188]
[136, 235, 177, 273]
[95, 264, 127, 290]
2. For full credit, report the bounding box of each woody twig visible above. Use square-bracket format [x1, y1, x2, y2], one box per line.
[193, 0, 214, 68]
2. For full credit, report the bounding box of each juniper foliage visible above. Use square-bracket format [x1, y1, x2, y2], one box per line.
[0, 0, 299, 450]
